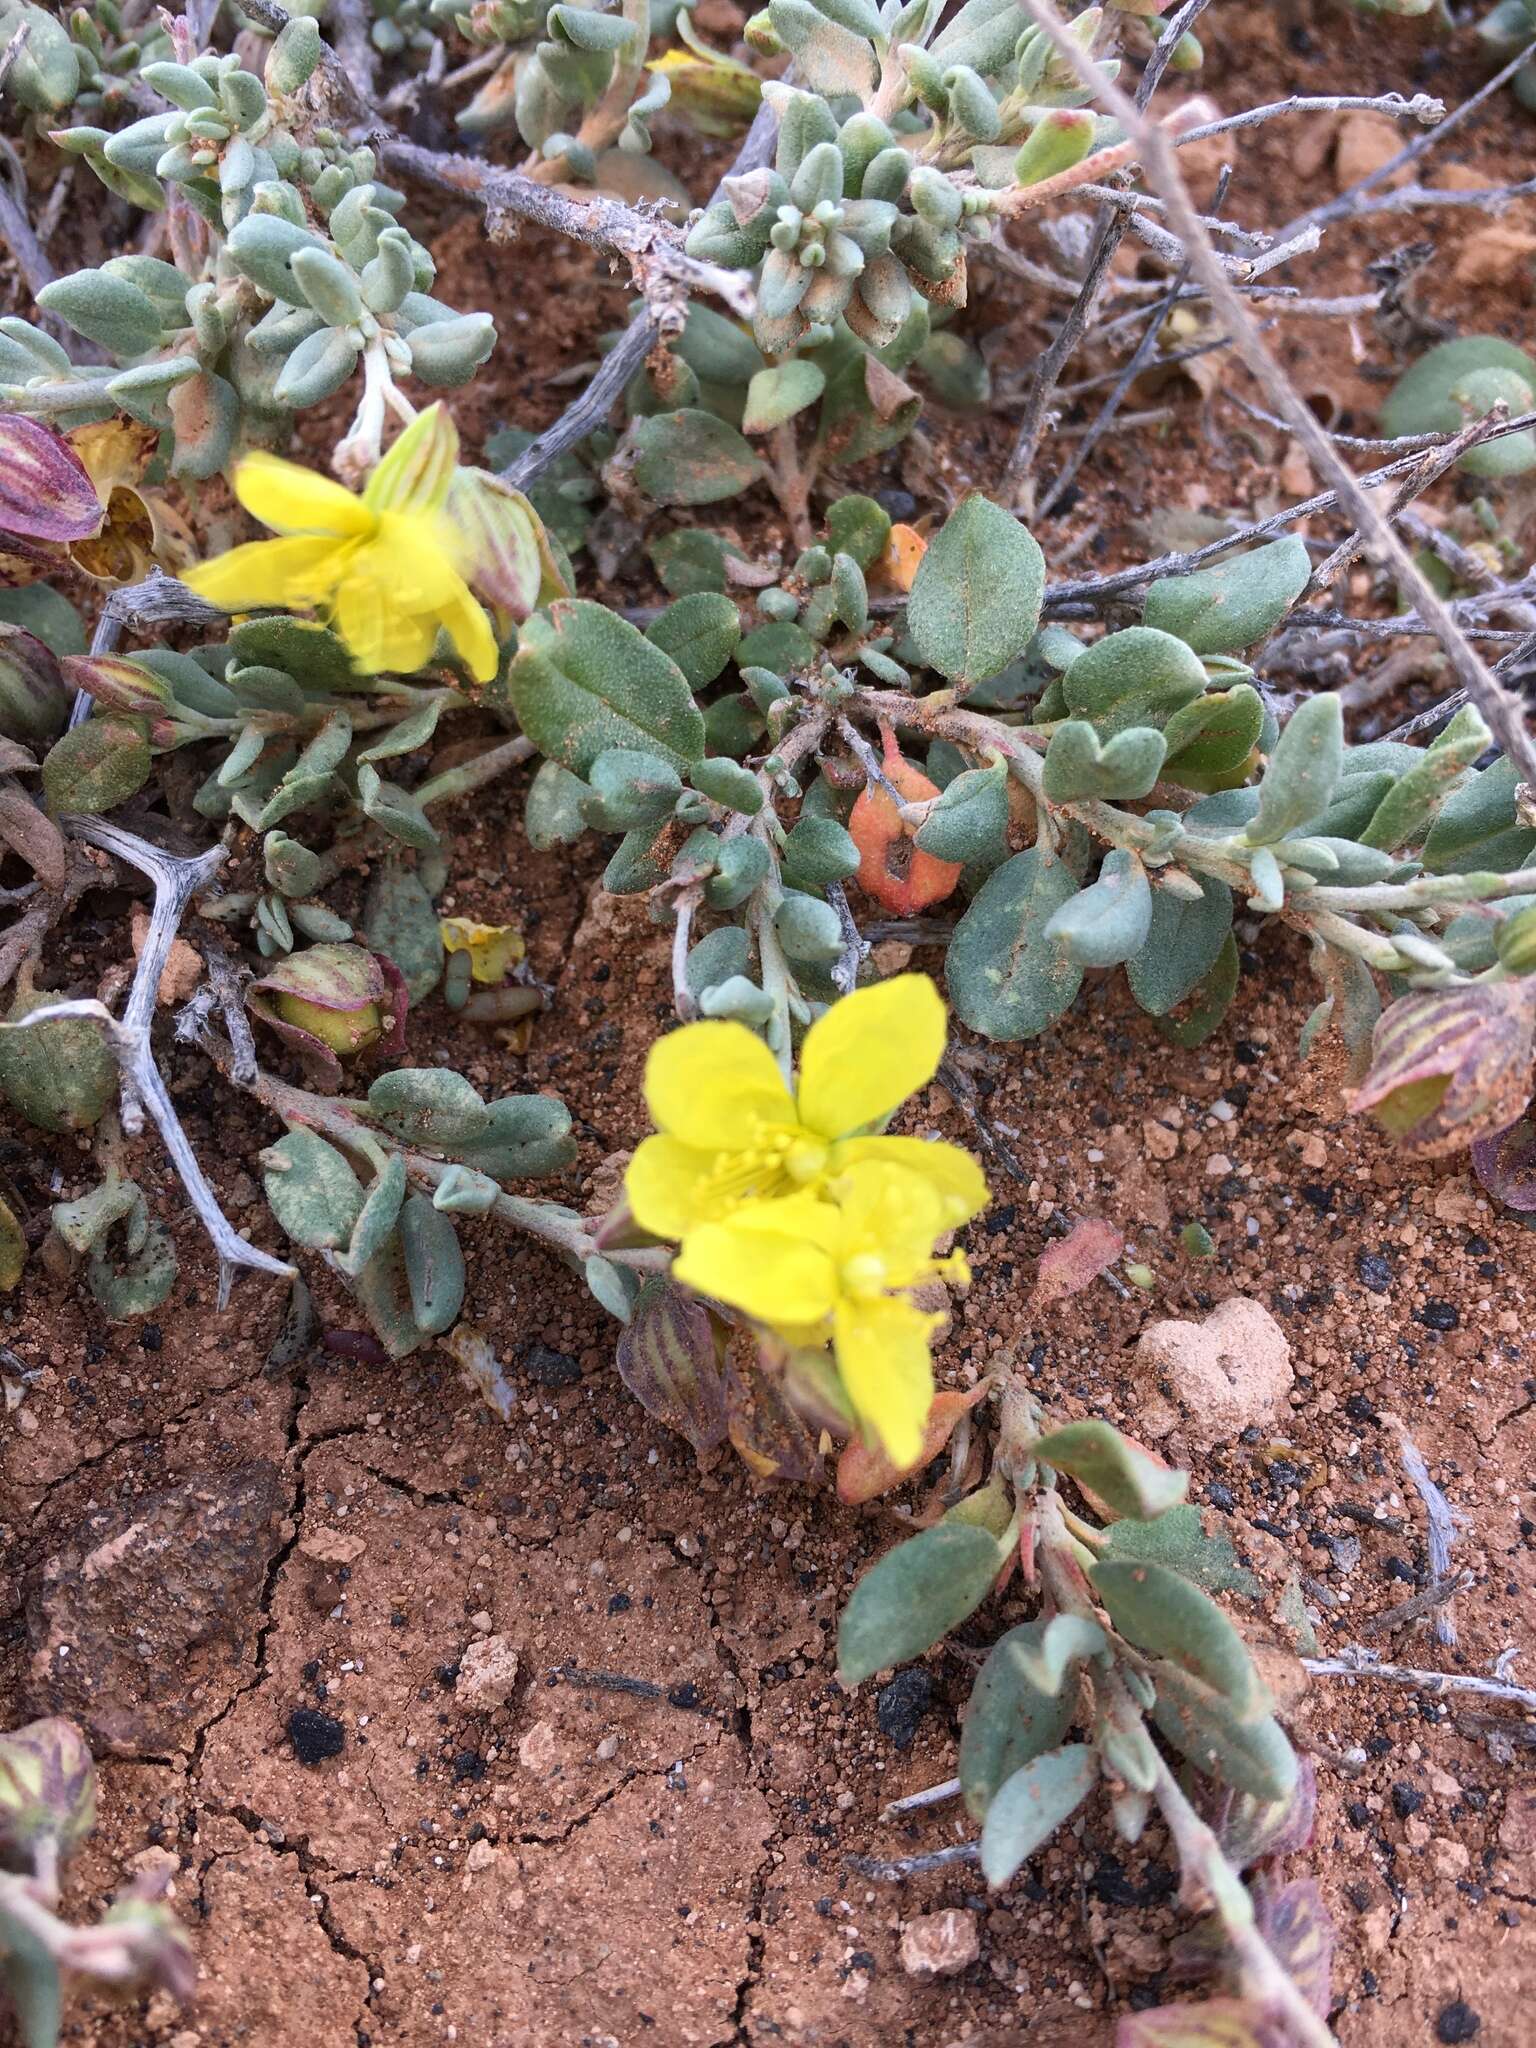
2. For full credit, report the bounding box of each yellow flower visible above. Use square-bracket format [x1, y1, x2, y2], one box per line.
[625, 974, 986, 1240]
[184, 405, 498, 682]
[440, 916, 525, 985]
[646, 18, 761, 136]
[675, 1161, 978, 1467]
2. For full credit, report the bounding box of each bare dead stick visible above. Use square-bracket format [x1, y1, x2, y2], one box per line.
[1304, 1650, 1536, 1716]
[1017, 0, 1536, 788]
[498, 95, 782, 492]
[1386, 1414, 1463, 1649]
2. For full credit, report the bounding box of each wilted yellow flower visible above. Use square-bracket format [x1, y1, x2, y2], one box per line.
[646, 21, 761, 137]
[185, 405, 498, 682]
[675, 1161, 979, 1467]
[440, 916, 525, 985]
[625, 974, 985, 1239]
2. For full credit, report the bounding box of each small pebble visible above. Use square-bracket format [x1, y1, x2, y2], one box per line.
[876, 1669, 932, 1750]
[287, 1707, 345, 1767]
[1356, 1252, 1393, 1294]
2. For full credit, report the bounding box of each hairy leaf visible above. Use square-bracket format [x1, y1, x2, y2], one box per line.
[838, 1520, 1006, 1684]
[908, 494, 1044, 689]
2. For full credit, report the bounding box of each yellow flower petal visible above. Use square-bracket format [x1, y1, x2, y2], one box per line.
[833, 1296, 938, 1470]
[833, 1159, 950, 1287]
[835, 1136, 988, 1230]
[368, 513, 473, 608]
[796, 973, 947, 1138]
[366, 403, 459, 516]
[626, 1133, 718, 1240]
[644, 1018, 795, 1152]
[434, 568, 500, 683]
[183, 534, 346, 611]
[440, 917, 525, 984]
[234, 452, 373, 539]
[333, 572, 439, 675]
[674, 1210, 837, 1325]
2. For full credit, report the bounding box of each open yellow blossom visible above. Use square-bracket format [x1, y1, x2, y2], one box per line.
[625, 974, 986, 1240]
[674, 1161, 980, 1467]
[184, 405, 498, 682]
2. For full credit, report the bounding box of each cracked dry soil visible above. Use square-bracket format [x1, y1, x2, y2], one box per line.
[4, 808, 1536, 2048]
[5, 4, 1536, 2038]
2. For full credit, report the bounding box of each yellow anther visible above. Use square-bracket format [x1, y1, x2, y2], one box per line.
[785, 1138, 830, 1183]
[841, 1252, 887, 1299]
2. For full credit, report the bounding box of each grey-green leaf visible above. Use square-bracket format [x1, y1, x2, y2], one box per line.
[1125, 873, 1233, 1017]
[1246, 693, 1342, 846]
[959, 1619, 1078, 1820]
[509, 600, 705, 774]
[261, 1127, 366, 1251]
[399, 1191, 466, 1335]
[367, 1068, 490, 1151]
[1090, 1558, 1265, 1718]
[1061, 627, 1208, 737]
[1142, 538, 1311, 654]
[908, 494, 1045, 689]
[838, 1520, 1005, 1685]
[947, 846, 1083, 1042]
[1041, 851, 1152, 969]
[645, 593, 742, 690]
[631, 409, 766, 505]
[1150, 1664, 1297, 1804]
[1357, 701, 1491, 852]
[524, 760, 593, 849]
[336, 1152, 408, 1280]
[1029, 1418, 1188, 1520]
[1041, 721, 1167, 803]
[914, 761, 1010, 865]
[1422, 754, 1536, 875]
[979, 1743, 1097, 1888]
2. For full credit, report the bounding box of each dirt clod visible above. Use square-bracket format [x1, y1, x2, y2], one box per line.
[900, 1909, 981, 1980]
[1134, 1297, 1293, 1444]
[876, 1667, 933, 1749]
[455, 1632, 520, 1710]
[24, 1461, 282, 1754]
[286, 1706, 345, 1766]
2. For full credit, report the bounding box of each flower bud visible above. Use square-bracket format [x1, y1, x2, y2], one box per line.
[98, 1881, 196, 2004]
[1345, 981, 1536, 1157]
[0, 1716, 97, 1873]
[249, 944, 405, 1088]
[446, 469, 568, 624]
[616, 1277, 729, 1455]
[0, 414, 104, 548]
[61, 654, 175, 734]
[0, 625, 71, 745]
